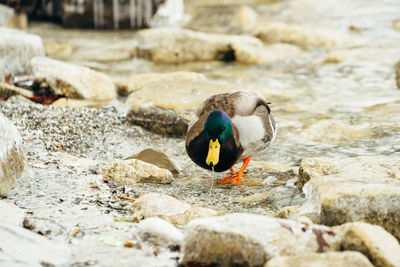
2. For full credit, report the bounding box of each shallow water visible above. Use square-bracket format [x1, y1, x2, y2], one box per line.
[28, 0, 400, 167]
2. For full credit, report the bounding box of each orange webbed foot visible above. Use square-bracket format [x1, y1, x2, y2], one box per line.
[217, 157, 251, 186]
[217, 173, 244, 185]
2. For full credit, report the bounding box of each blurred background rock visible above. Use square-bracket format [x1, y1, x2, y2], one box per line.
[0, 0, 182, 29]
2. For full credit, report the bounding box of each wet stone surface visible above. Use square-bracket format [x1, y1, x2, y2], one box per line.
[127, 106, 190, 138]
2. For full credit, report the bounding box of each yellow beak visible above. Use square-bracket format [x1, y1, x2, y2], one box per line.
[206, 139, 220, 167]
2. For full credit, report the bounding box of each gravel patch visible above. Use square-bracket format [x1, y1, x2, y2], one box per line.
[0, 96, 303, 265]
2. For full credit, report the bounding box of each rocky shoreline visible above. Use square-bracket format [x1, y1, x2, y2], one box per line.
[1, 0, 400, 266]
[1, 96, 400, 266]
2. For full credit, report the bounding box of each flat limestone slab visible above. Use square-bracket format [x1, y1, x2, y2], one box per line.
[131, 193, 223, 226]
[253, 21, 348, 48]
[336, 222, 400, 267]
[301, 175, 400, 239]
[99, 159, 173, 185]
[118, 71, 207, 96]
[298, 156, 400, 189]
[0, 223, 70, 266]
[182, 213, 341, 266]
[134, 27, 301, 64]
[126, 79, 234, 137]
[30, 56, 116, 101]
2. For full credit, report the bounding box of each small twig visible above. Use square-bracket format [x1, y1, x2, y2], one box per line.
[113, 194, 136, 201]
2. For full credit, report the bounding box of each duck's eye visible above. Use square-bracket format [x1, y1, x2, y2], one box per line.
[222, 126, 225, 131]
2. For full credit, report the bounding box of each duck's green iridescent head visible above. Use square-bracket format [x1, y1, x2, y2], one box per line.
[204, 110, 233, 167]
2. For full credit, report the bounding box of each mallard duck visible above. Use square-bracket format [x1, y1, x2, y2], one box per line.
[185, 90, 277, 185]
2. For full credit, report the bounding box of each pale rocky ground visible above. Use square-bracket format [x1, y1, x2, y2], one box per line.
[1, 0, 400, 266]
[0, 112, 25, 196]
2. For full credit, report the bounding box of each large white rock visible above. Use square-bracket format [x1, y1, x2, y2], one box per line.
[299, 175, 400, 239]
[0, 200, 25, 226]
[99, 159, 173, 185]
[295, 156, 400, 238]
[182, 213, 341, 266]
[336, 222, 400, 267]
[126, 78, 234, 137]
[134, 28, 300, 64]
[131, 193, 223, 226]
[0, 27, 44, 80]
[118, 71, 207, 96]
[30, 56, 117, 101]
[298, 156, 400, 189]
[135, 27, 260, 63]
[0, 113, 25, 196]
[254, 21, 347, 48]
[231, 42, 301, 65]
[301, 119, 378, 145]
[136, 217, 183, 247]
[127, 79, 234, 113]
[265, 251, 373, 267]
[0, 223, 70, 266]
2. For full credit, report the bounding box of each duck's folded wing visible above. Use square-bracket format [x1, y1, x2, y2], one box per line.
[195, 90, 270, 117]
[230, 91, 277, 148]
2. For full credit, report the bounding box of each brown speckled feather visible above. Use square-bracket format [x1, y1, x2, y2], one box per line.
[195, 91, 269, 118]
[186, 90, 275, 146]
[254, 105, 276, 142]
[195, 93, 236, 118]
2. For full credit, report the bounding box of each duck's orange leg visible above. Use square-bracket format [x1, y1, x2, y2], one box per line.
[218, 157, 251, 185]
